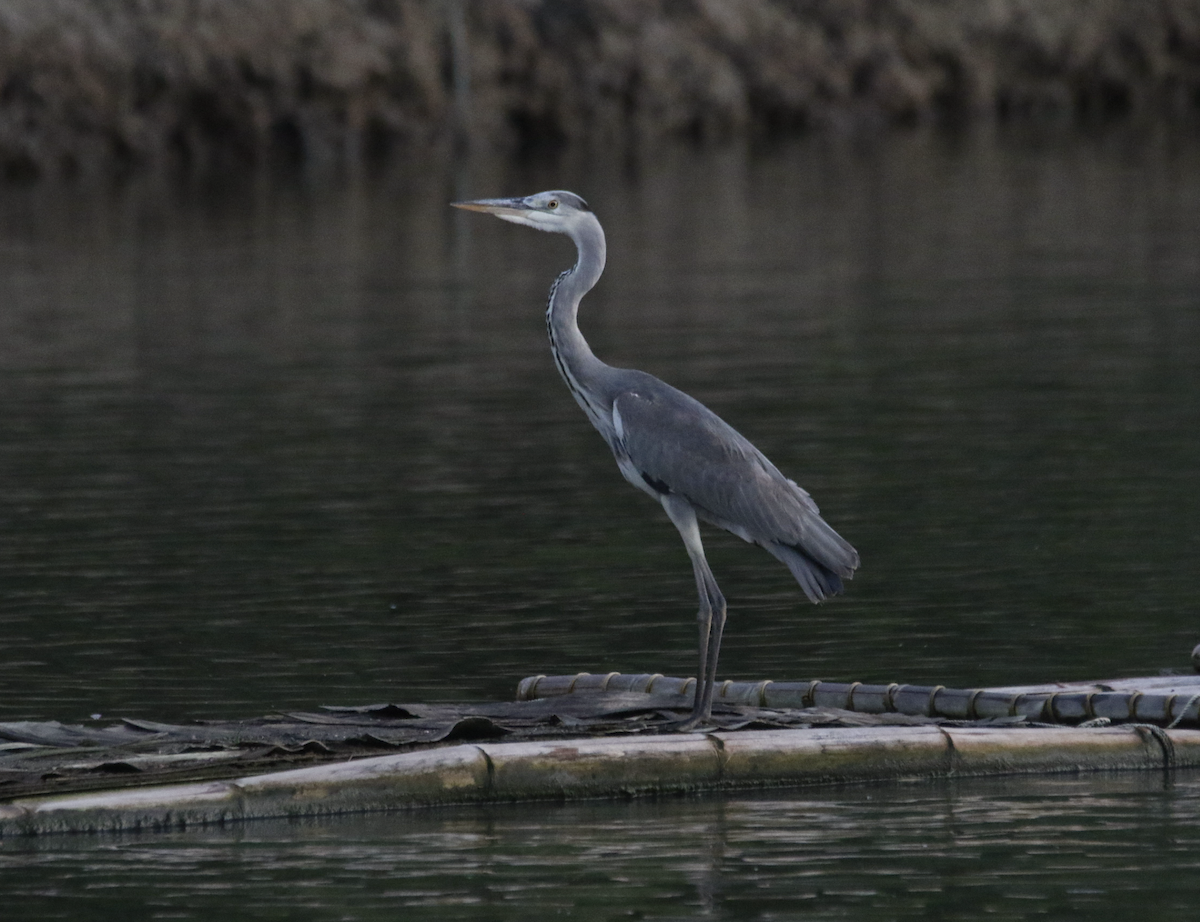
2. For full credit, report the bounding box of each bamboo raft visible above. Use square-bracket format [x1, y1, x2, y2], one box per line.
[2, 667, 1199, 837]
[518, 671, 1200, 726]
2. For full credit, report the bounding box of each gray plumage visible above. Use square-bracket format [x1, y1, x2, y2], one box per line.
[452, 190, 859, 726]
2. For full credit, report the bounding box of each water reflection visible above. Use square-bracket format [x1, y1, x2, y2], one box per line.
[3, 774, 1198, 920]
[1, 132, 1199, 727]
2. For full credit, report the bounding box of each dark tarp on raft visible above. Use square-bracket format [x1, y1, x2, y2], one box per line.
[0, 693, 994, 802]
[2, 673, 1197, 803]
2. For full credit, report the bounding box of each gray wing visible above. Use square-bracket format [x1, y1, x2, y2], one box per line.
[611, 375, 859, 601]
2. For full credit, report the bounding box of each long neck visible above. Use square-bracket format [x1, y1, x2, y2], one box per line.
[546, 216, 615, 437]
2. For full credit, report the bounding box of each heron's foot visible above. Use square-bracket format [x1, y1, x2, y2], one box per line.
[665, 713, 712, 733]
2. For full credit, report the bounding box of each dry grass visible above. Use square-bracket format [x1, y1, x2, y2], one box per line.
[1, 0, 1198, 179]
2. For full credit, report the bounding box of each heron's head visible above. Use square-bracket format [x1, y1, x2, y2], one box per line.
[451, 190, 592, 235]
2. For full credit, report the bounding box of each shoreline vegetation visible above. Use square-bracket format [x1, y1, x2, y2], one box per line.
[2, 0, 1200, 181]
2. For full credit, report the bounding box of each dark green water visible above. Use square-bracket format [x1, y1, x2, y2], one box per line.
[2, 130, 1199, 914]
[3, 775, 1199, 920]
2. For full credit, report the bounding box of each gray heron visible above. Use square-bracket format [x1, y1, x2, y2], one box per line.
[452, 190, 859, 726]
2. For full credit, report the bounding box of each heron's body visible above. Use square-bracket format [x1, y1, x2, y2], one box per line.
[453, 191, 859, 725]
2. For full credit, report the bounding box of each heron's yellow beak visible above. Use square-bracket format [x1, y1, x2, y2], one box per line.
[450, 197, 529, 219]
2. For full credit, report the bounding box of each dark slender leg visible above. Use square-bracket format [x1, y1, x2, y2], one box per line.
[697, 578, 727, 719]
[689, 560, 715, 722]
[662, 497, 725, 729]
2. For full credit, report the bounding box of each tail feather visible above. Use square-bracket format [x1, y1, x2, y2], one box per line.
[766, 540, 851, 604]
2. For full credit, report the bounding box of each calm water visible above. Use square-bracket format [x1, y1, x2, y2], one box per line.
[3, 775, 1200, 921]
[2, 129, 1200, 913]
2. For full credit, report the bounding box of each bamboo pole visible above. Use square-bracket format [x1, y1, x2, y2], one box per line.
[517, 674, 1200, 727]
[3, 725, 1198, 837]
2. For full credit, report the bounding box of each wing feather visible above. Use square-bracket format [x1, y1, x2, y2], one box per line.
[611, 376, 859, 582]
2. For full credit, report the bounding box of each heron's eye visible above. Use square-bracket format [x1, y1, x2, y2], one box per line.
[547, 200, 559, 210]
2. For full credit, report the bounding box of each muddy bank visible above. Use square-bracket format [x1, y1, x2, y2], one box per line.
[2, 0, 1200, 179]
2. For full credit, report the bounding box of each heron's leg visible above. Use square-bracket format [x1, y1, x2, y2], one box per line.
[662, 497, 726, 725]
[689, 556, 715, 718]
[698, 572, 727, 720]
